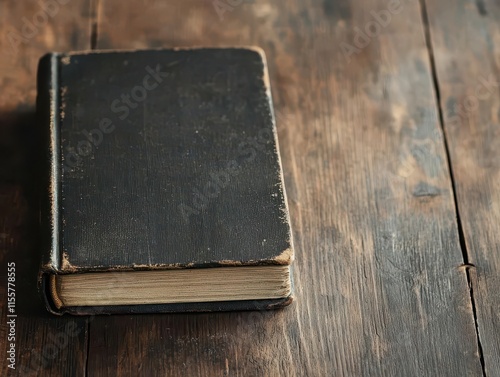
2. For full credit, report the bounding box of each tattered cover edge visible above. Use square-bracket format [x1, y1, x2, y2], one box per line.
[258, 46, 296, 268]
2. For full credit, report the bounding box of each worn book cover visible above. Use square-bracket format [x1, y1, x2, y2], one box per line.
[37, 47, 294, 315]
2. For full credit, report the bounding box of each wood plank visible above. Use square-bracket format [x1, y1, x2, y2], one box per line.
[425, 0, 500, 374]
[0, 1, 93, 375]
[87, 0, 483, 375]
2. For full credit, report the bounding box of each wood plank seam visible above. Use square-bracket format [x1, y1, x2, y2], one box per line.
[419, 0, 487, 375]
[90, 0, 101, 50]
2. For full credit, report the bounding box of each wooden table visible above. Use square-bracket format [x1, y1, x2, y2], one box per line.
[1, 0, 499, 375]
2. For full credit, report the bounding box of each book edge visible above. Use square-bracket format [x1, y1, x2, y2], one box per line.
[55, 45, 273, 59]
[258, 48, 296, 266]
[41, 270, 294, 316]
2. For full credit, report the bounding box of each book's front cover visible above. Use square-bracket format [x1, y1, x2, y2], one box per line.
[37, 48, 294, 314]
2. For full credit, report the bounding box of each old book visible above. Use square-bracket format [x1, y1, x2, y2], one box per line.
[37, 48, 294, 315]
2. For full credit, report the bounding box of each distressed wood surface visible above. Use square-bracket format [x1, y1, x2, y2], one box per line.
[86, 0, 482, 375]
[1, 0, 498, 376]
[0, 1, 92, 376]
[425, 0, 500, 374]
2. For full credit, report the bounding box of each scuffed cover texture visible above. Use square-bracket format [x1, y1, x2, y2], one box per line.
[55, 48, 292, 272]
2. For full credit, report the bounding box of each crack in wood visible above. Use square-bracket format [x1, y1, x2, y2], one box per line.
[420, 0, 487, 375]
[476, 0, 488, 16]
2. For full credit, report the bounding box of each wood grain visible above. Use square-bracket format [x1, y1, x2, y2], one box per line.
[0, 1, 92, 375]
[85, 0, 483, 375]
[425, 0, 500, 374]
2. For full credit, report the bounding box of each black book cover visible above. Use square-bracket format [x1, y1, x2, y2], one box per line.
[37, 48, 294, 315]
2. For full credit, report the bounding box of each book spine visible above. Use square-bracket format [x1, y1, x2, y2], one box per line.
[37, 53, 65, 315]
[37, 53, 61, 274]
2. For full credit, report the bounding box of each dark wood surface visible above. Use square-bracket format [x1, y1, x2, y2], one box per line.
[425, 0, 500, 374]
[0, 0, 497, 376]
